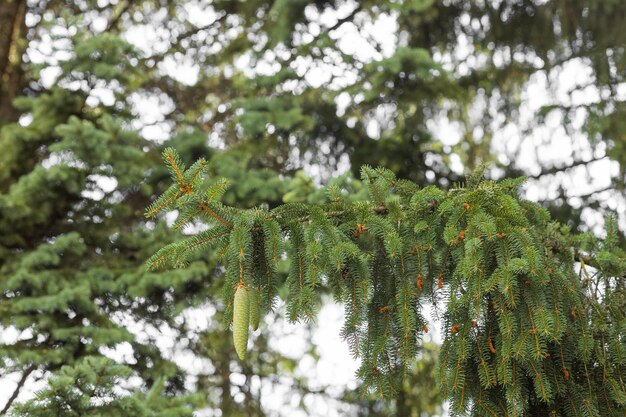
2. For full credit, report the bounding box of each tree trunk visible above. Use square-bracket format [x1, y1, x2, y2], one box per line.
[0, 0, 27, 124]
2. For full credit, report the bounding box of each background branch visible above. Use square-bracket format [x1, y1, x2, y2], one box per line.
[0, 364, 36, 415]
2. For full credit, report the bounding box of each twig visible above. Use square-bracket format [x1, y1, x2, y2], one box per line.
[536, 184, 615, 201]
[141, 14, 228, 64]
[0, 364, 36, 415]
[526, 156, 607, 180]
[105, 0, 134, 32]
[277, 5, 363, 69]
[327, 5, 363, 32]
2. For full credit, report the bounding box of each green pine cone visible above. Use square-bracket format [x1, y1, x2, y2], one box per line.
[248, 288, 260, 331]
[233, 286, 250, 360]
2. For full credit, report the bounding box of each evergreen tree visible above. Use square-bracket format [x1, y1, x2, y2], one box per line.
[101, 0, 625, 204]
[0, 8, 313, 416]
[0, 26, 202, 414]
[6, 0, 619, 219]
[0, 8, 382, 414]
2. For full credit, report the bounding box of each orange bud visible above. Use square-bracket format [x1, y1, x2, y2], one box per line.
[463, 202, 470, 210]
[451, 325, 460, 334]
[563, 368, 569, 380]
[423, 324, 429, 333]
[488, 338, 496, 354]
[438, 274, 443, 289]
[417, 274, 423, 291]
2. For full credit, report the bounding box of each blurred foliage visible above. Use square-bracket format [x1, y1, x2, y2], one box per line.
[13, 357, 203, 417]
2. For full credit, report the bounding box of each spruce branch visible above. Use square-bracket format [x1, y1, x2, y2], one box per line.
[144, 149, 626, 412]
[199, 201, 233, 228]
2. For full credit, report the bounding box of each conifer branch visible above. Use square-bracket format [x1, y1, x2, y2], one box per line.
[199, 202, 232, 228]
[165, 150, 186, 185]
[145, 188, 182, 218]
[145, 149, 626, 412]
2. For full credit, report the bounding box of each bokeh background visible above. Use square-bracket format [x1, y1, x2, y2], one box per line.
[0, 0, 624, 416]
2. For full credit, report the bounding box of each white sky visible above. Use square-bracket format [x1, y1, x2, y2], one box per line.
[1, 2, 624, 416]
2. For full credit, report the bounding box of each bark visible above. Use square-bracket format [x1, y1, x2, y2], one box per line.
[0, 0, 27, 124]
